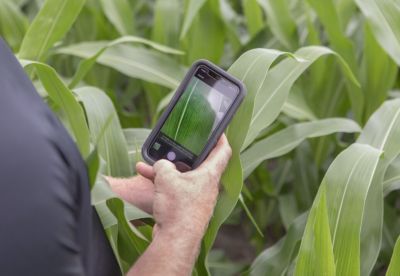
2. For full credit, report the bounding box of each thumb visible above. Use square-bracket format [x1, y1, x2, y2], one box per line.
[153, 159, 178, 176]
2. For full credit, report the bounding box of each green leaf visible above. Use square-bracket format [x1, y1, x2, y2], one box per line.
[361, 23, 398, 121]
[106, 198, 150, 273]
[295, 187, 336, 276]
[99, 0, 134, 35]
[357, 99, 400, 275]
[256, 0, 298, 49]
[355, 0, 400, 65]
[183, 0, 225, 64]
[75, 86, 132, 177]
[245, 46, 360, 149]
[250, 213, 307, 276]
[0, 0, 28, 51]
[59, 36, 184, 89]
[180, 0, 207, 40]
[383, 158, 400, 196]
[19, 0, 86, 61]
[20, 60, 90, 157]
[196, 48, 290, 274]
[239, 194, 263, 237]
[387, 236, 400, 276]
[123, 128, 151, 168]
[296, 144, 381, 275]
[57, 43, 186, 89]
[152, 0, 182, 48]
[86, 148, 100, 190]
[229, 48, 294, 152]
[282, 87, 318, 121]
[307, 0, 363, 122]
[242, 0, 264, 37]
[241, 118, 361, 178]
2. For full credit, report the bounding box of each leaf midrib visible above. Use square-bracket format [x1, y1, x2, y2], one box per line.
[36, 0, 68, 61]
[173, 79, 199, 139]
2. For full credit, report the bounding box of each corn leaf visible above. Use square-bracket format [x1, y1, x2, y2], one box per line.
[183, 0, 225, 64]
[245, 46, 360, 149]
[355, 0, 400, 65]
[57, 36, 184, 89]
[180, 0, 207, 40]
[106, 198, 150, 274]
[295, 143, 381, 275]
[295, 186, 336, 276]
[361, 23, 398, 121]
[241, 118, 361, 178]
[123, 128, 151, 168]
[19, 0, 85, 61]
[20, 60, 90, 157]
[0, 0, 28, 51]
[383, 158, 400, 196]
[152, 0, 181, 48]
[387, 236, 400, 276]
[256, 0, 298, 49]
[196, 48, 291, 274]
[75, 86, 131, 177]
[99, 0, 134, 36]
[250, 213, 307, 276]
[57, 43, 186, 89]
[357, 99, 400, 275]
[242, 0, 264, 37]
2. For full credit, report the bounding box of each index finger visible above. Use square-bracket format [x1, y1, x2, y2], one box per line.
[198, 134, 232, 176]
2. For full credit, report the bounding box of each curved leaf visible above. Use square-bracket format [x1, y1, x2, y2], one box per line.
[250, 213, 307, 276]
[0, 0, 28, 51]
[296, 144, 381, 275]
[387, 236, 400, 276]
[241, 118, 361, 178]
[383, 158, 400, 196]
[99, 0, 134, 35]
[57, 43, 186, 89]
[56, 36, 184, 88]
[20, 59, 90, 157]
[75, 86, 131, 177]
[180, 0, 207, 40]
[355, 0, 400, 65]
[19, 0, 85, 61]
[197, 48, 292, 274]
[245, 46, 360, 149]
[295, 187, 335, 276]
[357, 99, 400, 274]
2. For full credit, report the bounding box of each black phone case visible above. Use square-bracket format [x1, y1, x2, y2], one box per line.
[141, 59, 246, 170]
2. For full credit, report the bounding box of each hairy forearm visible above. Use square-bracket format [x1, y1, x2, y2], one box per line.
[127, 226, 204, 276]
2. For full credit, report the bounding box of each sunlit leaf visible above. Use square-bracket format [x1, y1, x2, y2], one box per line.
[19, 0, 85, 61]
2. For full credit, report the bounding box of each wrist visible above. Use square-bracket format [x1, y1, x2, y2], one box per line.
[156, 221, 205, 243]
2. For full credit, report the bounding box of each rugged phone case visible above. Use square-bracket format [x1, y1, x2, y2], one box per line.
[141, 59, 246, 170]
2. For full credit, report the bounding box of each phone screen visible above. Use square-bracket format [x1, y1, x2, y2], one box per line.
[148, 66, 240, 166]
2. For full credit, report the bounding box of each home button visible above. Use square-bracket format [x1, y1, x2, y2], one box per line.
[167, 151, 176, 161]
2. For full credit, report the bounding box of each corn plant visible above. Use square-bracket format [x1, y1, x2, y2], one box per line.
[1, 0, 399, 275]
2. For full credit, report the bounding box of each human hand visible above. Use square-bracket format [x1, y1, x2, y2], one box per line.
[106, 175, 155, 214]
[136, 134, 232, 238]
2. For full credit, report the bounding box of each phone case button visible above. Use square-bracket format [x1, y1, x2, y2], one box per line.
[167, 151, 176, 161]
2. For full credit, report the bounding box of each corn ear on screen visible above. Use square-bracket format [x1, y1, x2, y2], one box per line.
[149, 66, 239, 166]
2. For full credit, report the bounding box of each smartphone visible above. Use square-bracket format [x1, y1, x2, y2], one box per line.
[142, 60, 246, 171]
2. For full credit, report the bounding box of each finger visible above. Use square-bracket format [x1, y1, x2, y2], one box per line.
[199, 134, 232, 175]
[153, 159, 178, 176]
[136, 162, 155, 180]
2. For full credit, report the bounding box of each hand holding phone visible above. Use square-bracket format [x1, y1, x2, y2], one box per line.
[142, 60, 246, 171]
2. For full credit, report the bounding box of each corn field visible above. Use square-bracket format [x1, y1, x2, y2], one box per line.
[1, 0, 400, 275]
